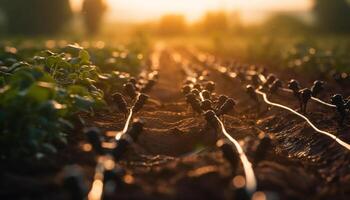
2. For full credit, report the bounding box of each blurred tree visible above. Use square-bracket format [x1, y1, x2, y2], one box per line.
[200, 11, 229, 34]
[314, 0, 350, 33]
[82, 0, 107, 35]
[263, 14, 309, 35]
[157, 14, 187, 35]
[0, 0, 72, 35]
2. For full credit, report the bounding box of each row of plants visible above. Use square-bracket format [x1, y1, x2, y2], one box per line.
[192, 49, 350, 151]
[201, 36, 350, 81]
[174, 54, 263, 198]
[0, 41, 145, 159]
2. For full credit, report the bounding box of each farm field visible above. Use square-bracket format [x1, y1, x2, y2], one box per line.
[2, 1, 350, 200]
[1, 38, 350, 200]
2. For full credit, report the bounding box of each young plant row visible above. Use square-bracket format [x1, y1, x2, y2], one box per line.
[83, 70, 158, 200]
[174, 54, 273, 198]
[191, 50, 350, 151]
[239, 67, 350, 128]
[0, 42, 147, 159]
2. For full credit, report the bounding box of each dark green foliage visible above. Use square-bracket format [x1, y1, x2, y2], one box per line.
[0, 46, 105, 159]
[0, 0, 72, 35]
[0, 68, 69, 158]
[314, 0, 350, 33]
[0, 40, 145, 159]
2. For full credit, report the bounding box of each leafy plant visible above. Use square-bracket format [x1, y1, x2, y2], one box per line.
[0, 68, 68, 158]
[0, 41, 145, 159]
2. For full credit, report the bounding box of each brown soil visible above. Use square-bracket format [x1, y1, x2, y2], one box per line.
[2, 47, 350, 200]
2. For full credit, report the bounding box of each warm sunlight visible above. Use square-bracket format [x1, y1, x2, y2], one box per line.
[71, 0, 311, 22]
[3, 0, 350, 200]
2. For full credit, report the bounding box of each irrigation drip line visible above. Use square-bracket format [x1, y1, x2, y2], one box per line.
[88, 155, 114, 200]
[234, 70, 337, 109]
[279, 88, 336, 108]
[210, 58, 350, 152]
[255, 90, 350, 151]
[199, 91, 205, 102]
[176, 52, 257, 194]
[311, 96, 337, 108]
[115, 93, 141, 140]
[188, 49, 350, 153]
[190, 47, 337, 110]
[215, 116, 257, 193]
[88, 96, 139, 200]
[88, 67, 156, 200]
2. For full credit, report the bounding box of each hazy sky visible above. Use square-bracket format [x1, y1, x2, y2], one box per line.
[71, 0, 312, 22]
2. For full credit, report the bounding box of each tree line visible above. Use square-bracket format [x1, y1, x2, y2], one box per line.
[0, 0, 106, 35]
[0, 0, 349, 35]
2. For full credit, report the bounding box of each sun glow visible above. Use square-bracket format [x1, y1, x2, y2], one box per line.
[71, 0, 311, 22]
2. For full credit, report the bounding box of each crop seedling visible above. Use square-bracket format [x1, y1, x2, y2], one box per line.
[216, 139, 239, 175]
[185, 92, 196, 104]
[113, 119, 144, 160]
[217, 95, 229, 109]
[288, 79, 300, 97]
[204, 110, 220, 130]
[201, 99, 213, 111]
[186, 93, 202, 114]
[112, 92, 128, 116]
[300, 88, 312, 113]
[251, 74, 260, 86]
[181, 84, 191, 95]
[330, 94, 349, 126]
[201, 90, 211, 100]
[193, 83, 202, 90]
[124, 82, 137, 99]
[205, 81, 215, 92]
[263, 74, 276, 88]
[254, 136, 272, 165]
[269, 79, 283, 94]
[132, 93, 149, 113]
[246, 85, 259, 104]
[311, 80, 324, 97]
[287, 79, 303, 109]
[216, 98, 236, 116]
[191, 88, 200, 96]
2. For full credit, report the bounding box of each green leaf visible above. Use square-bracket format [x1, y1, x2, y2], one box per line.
[71, 94, 94, 111]
[26, 82, 55, 102]
[57, 60, 71, 69]
[67, 85, 89, 96]
[46, 56, 60, 67]
[79, 49, 90, 64]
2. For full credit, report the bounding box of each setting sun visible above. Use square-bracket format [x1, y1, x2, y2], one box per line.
[71, 0, 311, 22]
